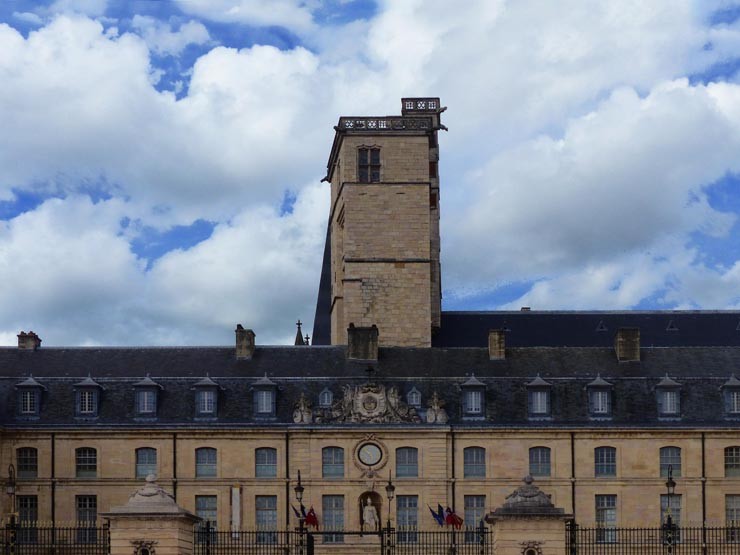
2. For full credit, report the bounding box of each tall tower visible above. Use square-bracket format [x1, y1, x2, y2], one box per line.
[324, 97, 445, 347]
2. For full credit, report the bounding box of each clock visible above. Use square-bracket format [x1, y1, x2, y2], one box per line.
[358, 442, 382, 466]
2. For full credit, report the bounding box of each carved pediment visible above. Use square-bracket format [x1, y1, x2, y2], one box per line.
[318, 383, 421, 423]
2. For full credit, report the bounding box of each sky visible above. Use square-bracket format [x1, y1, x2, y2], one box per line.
[0, 0, 739, 346]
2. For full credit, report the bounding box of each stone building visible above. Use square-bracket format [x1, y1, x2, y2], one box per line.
[1, 98, 740, 542]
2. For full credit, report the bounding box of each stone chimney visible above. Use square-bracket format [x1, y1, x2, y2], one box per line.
[347, 323, 379, 361]
[235, 324, 255, 360]
[17, 331, 41, 351]
[614, 327, 640, 362]
[488, 329, 505, 360]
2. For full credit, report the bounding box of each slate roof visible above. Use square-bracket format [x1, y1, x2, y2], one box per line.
[311, 226, 740, 348]
[2, 345, 740, 429]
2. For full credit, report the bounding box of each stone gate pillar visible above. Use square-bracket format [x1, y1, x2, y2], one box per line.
[485, 476, 572, 555]
[102, 476, 200, 555]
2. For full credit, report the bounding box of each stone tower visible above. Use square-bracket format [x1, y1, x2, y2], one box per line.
[324, 97, 445, 347]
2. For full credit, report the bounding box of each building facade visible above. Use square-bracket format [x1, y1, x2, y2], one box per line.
[2, 98, 740, 541]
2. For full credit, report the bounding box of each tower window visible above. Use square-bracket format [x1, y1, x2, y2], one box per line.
[358, 148, 380, 183]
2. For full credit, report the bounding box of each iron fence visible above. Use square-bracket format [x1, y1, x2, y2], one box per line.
[2, 522, 109, 555]
[567, 522, 740, 554]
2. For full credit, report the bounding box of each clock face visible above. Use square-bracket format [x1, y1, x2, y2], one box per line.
[358, 443, 382, 466]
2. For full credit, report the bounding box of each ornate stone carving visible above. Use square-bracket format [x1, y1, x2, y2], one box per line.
[425, 391, 448, 424]
[292, 393, 313, 424]
[519, 541, 543, 555]
[131, 539, 157, 555]
[320, 383, 420, 423]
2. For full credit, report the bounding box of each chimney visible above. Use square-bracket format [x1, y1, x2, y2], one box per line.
[235, 324, 256, 360]
[347, 323, 379, 361]
[488, 329, 505, 360]
[614, 327, 640, 362]
[17, 331, 41, 351]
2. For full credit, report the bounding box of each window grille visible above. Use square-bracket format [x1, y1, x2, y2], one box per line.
[75, 447, 97, 478]
[256, 496, 277, 544]
[397, 495, 418, 543]
[595, 495, 617, 543]
[594, 447, 616, 477]
[322, 495, 344, 543]
[464, 496, 485, 543]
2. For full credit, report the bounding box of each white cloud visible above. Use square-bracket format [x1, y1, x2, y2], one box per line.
[131, 15, 210, 56]
[12, 12, 43, 26]
[174, 0, 315, 33]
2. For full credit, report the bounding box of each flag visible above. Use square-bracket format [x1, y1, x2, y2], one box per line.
[428, 504, 444, 526]
[291, 505, 301, 520]
[300, 504, 307, 518]
[305, 506, 319, 529]
[445, 507, 463, 529]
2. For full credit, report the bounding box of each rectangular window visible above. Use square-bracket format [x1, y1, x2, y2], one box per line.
[18, 495, 38, 544]
[255, 448, 277, 478]
[660, 447, 681, 478]
[322, 495, 344, 544]
[659, 390, 680, 415]
[137, 390, 156, 414]
[78, 390, 96, 414]
[464, 496, 485, 543]
[397, 495, 418, 544]
[463, 447, 486, 478]
[255, 390, 274, 414]
[255, 496, 277, 544]
[17, 448, 38, 479]
[529, 447, 551, 477]
[322, 447, 344, 478]
[76, 495, 97, 544]
[661, 494, 682, 541]
[595, 447, 616, 477]
[729, 390, 740, 414]
[135, 448, 157, 479]
[75, 448, 97, 478]
[595, 495, 617, 543]
[396, 448, 418, 478]
[528, 389, 550, 415]
[195, 495, 218, 541]
[358, 148, 381, 183]
[590, 390, 611, 415]
[196, 448, 217, 477]
[20, 390, 38, 414]
[198, 390, 216, 414]
[726, 447, 740, 477]
[465, 390, 482, 414]
[727, 495, 740, 542]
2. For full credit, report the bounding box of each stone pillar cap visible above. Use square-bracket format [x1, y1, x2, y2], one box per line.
[487, 475, 571, 520]
[103, 475, 199, 519]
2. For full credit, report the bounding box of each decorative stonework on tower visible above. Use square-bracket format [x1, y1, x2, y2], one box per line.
[324, 98, 445, 347]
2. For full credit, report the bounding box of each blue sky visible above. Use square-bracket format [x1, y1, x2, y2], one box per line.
[0, 0, 739, 345]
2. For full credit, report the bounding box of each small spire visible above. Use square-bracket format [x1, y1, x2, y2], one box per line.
[304, 334, 310, 346]
[294, 320, 305, 346]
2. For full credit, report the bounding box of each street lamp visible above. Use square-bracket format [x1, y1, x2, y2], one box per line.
[663, 464, 677, 550]
[6, 464, 16, 542]
[294, 470, 305, 554]
[385, 471, 395, 529]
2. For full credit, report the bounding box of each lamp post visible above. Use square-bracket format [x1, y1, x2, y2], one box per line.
[6, 464, 17, 555]
[294, 470, 305, 554]
[384, 471, 395, 554]
[663, 464, 677, 551]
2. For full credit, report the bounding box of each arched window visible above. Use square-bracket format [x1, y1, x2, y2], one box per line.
[135, 448, 157, 479]
[75, 447, 97, 478]
[322, 447, 344, 478]
[195, 447, 217, 477]
[726, 447, 740, 477]
[594, 447, 616, 477]
[16, 447, 38, 479]
[529, 446, 551, 477]
[659, 446, 681, 478]
[319, 389, 333, 408]
[255, 448, 277, 478]
[463, 447, 485, 478]
[396, 447, 418, 478]
[407, 388, 421, 407]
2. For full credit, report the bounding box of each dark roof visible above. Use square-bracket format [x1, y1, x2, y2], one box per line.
[2, 345, 740, 429]
[311, 225, 740, 348]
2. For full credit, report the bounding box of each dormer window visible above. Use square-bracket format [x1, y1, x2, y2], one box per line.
[527, 375, 552, 418]
[722, 376, 740, 416]
[407, 388, 421, 408]
[134, 375, 162, 417]
[319, 389, 333, 408]
[193, 376, 221, 418]
[656, 375, 682, 417]
[461, 375, 485, 418]
[15, 376, 45, 418]
[74, 376, 103, 418]
[587, 375, 613, 418]
[253, 374, 277, 417]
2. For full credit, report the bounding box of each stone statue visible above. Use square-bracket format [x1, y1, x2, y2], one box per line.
[292, 393, 313, 424]
[426, 391, 448, 424]
[362, 497, 379, 531]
